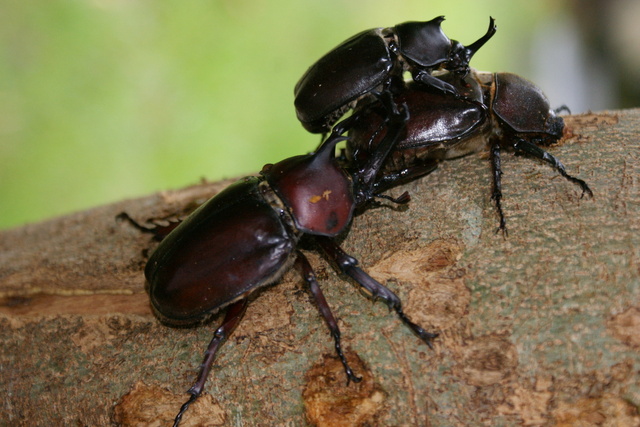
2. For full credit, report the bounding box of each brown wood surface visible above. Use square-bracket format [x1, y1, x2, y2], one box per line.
[1, 110, 639, 426]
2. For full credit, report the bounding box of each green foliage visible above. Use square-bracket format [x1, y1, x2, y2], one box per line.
[0, 0, 552, 228]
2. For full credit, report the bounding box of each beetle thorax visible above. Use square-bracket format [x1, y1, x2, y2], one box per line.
[258, 179, 303, 241]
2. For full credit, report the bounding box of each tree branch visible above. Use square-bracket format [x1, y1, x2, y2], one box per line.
[1, 110, 639, 426]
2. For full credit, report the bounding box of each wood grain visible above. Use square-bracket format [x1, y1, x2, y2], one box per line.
[1, 110, 639, 426]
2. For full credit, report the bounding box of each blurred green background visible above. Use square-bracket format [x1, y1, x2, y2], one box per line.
[1, 0, 637, 229]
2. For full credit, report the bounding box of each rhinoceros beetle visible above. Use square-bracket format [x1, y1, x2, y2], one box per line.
[294, 16, 497, 134]
[346, 69, 593, 233]
[119, 104, 437, 426]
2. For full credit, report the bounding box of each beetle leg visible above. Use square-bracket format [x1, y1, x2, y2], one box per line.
[314, 236, 438, 348]
[413, 70, 458, 97]
[373, 160, 439, 194]
[490, 142, 508, 236]
[173, 299, 248, 427]
[374, 190, 411, 205]
[327, 88, 401, 141]
[294, 251, 362, 385]
[354, 95, 409, 206]
[512, 138, 593, 198]
[327, 89, 406, 194]
[116, 212, 181, 241]
[554, 105, 571, 115]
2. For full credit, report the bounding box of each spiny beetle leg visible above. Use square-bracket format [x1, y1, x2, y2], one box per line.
[315, 97, 384, 153]
[489, 142, 508, 236]
[173, 299, 248, 427]
[373, 160, 439, 195]
[413, 70, 458, 97]
[513, 138, 593, 198]
[116, 212, 180, 241]
[354, 98, 409, 206]
[294, 252, 362, 385]
[374, 190, 411, 205]
[326, 88, 403, 142]
[315, 236, 438, 348]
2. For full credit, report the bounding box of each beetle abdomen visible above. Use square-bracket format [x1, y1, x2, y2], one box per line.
[347, 80, 487, 169]
[146, 177, 296, 324]
[294, 29, 393, 132]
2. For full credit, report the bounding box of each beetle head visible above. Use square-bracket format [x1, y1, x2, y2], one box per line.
[447, 17, 497, 75]
[394, 16, 452, 69]
[263, 135, 355, 237]
[396, 16, 496, 75]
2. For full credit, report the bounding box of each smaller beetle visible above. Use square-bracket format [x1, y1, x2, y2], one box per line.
[346, 69, 593, 233]
[121, 106, 436, 426]
[294, 16, 497, 134]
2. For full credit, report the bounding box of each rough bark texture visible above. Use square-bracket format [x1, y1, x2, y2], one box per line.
[1, 110, 639, 426]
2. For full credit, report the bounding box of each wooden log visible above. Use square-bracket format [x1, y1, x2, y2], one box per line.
[1, 110, 639, 426]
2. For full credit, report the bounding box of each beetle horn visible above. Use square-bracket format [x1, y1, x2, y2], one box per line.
[446, 17, 496, 75]
[464, 16, 497, 60]
[315, 134, 349, 159]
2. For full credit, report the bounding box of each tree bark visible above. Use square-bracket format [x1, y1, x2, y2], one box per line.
[1, 110, 639, 426]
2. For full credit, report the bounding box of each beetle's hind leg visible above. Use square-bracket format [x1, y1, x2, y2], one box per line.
[314, 236, 438, 348]
[554, 105, 571, 115]
[352, 94, 410, 206]
[294, 251, 362, 384]
[116, 212, 181, 241]
[490, 142, 508, 235]
[512, 138, 593, 198]
[173, 299, 248, 427]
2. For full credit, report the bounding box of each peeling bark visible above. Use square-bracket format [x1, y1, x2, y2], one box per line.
[1, 110, 639, 426]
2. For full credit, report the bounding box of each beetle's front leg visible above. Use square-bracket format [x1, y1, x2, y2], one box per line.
[512, 138, 593, 198]
[373, 160, 439, 195]
[353, 95, 409, 206]
[294, 251, 362, 385]
[413, 70, 458, 97]
[314, 236, 438, 348]
[173, 299, 248, 427]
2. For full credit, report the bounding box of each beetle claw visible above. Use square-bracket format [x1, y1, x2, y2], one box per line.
[494, 225, 509, 239]
[315, 236, 439, 351]
[374, 191, 411, 205]
[346, 371, 363, 385]
[173, 393, 198, 427]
